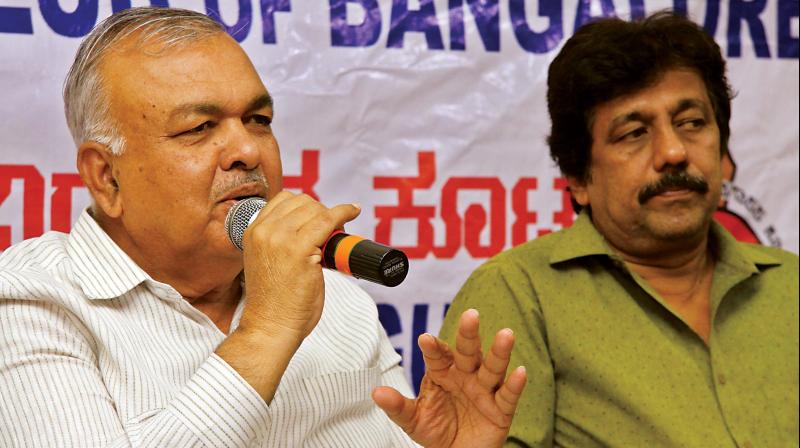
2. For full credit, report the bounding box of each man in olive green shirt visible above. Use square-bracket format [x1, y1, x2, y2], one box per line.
[441, 12, 798, 447]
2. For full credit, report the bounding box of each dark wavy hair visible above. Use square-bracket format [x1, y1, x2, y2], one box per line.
[547, 11, 732, 209]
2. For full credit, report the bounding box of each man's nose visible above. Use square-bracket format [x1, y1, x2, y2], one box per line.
[652, 126, 689, 171]
[219, 120, 261, 171]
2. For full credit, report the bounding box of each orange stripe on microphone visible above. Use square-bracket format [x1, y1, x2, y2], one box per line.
[334, 235, 366, 275]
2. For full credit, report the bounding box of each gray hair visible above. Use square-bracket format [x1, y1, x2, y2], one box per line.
[63, 7, 224, 155]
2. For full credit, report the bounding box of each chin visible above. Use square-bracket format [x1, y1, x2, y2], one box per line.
[645, 208, 714, 242]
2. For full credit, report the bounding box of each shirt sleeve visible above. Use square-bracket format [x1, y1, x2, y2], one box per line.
[0, 299, 270, 448]
[438, 260, 556, 448]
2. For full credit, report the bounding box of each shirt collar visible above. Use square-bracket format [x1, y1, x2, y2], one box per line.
[67, 209, 150, 300]
[709, 218, 782, 274]
[549, 209, 782, 273]
[549, 210, 616, 264]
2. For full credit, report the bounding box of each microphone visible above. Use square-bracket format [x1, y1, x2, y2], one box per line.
[225, 197, 409, 287]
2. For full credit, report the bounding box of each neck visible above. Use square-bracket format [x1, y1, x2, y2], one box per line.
[613, 232, 711, 275]
[183, 279, 242, 335]
[592, 209, 715, 286]
[604, 224, 716, 344]
[594, 210, 717, 302]
[619, 240, 713, 300]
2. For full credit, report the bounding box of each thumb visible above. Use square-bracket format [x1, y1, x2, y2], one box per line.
[372, 386, 418, 435]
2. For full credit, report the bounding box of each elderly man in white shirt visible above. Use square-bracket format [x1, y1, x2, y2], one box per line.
[0, 7, 526, 448]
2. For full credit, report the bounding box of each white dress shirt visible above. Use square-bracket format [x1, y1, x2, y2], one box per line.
[0, 210, 417, 447]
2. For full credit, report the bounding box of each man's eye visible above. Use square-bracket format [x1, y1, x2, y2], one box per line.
[679, 118, 706, 129]
[247, 115, 272, 127]
[184, 121, 213, 135]
[618, 127, 647, 142]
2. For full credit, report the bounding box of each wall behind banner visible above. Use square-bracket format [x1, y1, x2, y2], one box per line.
[1, 0, 798, 392]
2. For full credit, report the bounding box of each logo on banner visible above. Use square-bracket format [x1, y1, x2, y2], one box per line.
[713, 151, 782, 247]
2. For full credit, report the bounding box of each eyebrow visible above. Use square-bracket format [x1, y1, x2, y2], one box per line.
[246, 93, 273, 113]
[606, 111, 651, 142]
[168, 93, 274, 121]
[670, 98, 709, 118]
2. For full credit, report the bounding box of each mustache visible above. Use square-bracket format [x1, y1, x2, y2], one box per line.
[211, 170, 269, 201]
[638, 171, 709, 204]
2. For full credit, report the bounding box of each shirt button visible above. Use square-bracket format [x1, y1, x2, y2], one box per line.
[717, 373, 727, 385]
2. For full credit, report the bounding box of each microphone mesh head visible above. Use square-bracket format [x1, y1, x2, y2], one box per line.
[225, 197, 266, 251]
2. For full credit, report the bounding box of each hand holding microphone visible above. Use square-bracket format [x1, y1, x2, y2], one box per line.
[216, 192, 369, 403]
[227, 197, 409, 287]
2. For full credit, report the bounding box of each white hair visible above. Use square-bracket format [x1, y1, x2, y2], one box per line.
[63, 7, 224, 155]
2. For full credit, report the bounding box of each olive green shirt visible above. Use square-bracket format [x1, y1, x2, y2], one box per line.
[440, 212, 798, 447]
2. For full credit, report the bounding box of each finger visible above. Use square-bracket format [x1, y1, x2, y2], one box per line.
[329, 202, 362, 231]
[494, 366, 527, 416]
[243, 191, 308, 234]
[253, 190, 297, 217]
[476, 328, 515, 391]
[418, 333, 453, 374]
[244, 199, 325, 255]
[453, 309, 482, 373]
[297, 203, 362, 248]
[372, 386, 418, 434]
[248, 196, 361, 252]
[255, 192, 361, 228]
[259, 190, 294, 213]
[251, 192, 316, 226]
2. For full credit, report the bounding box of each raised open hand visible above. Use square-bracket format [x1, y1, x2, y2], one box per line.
[372, 309, 527, 447]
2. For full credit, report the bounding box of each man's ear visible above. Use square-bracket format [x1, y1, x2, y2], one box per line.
[566, 175, 590, 208]
[77, 142, 123, 218]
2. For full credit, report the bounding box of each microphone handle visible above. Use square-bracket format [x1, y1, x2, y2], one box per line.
[322, 231, 408, 287]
